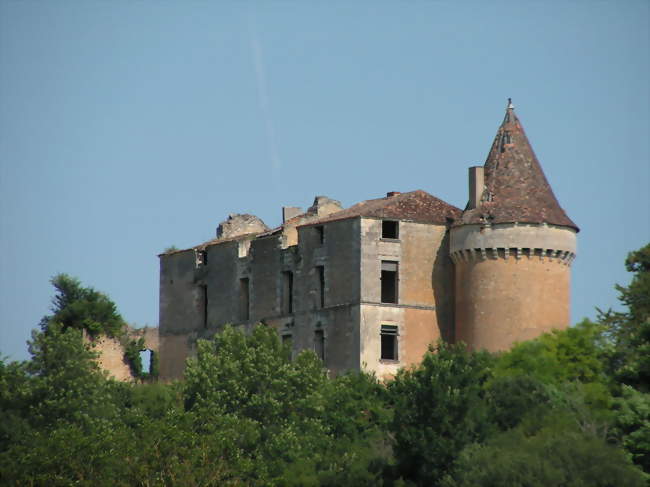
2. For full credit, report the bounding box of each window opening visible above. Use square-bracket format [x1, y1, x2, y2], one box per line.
[315, 226, 324, 245]
[382, 220, 399, 239]
[239, 278, 250, 320]
[380, 325, 399, 360]
[282, 271, 293, 314]
[381, 261, 398, 304]
[139, 349, 153, 374]
[314, 329, 325, 362]
[316, 265, 325, 308]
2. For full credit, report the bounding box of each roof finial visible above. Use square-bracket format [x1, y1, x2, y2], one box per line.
[507, 98, 514, 109]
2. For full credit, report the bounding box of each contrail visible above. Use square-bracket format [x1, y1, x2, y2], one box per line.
[247, 12, 282, 181]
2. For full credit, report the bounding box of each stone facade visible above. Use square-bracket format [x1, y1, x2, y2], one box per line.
[86, 326, 159, 382]
[157, 102, 578, 380]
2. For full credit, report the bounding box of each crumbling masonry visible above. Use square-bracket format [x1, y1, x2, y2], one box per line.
[158, 102, 578, 380]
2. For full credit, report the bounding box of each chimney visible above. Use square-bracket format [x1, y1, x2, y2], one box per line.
[468, 166, 484, 209]
[386, 191, 401, 197]
[282, 206, 302, 223]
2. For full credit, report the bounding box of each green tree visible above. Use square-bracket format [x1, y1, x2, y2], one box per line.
[387, 342, 494, 486]
[183, 325, 330, 484]
[494, 319, 609, 386]
[600, 243, 650, 392]
[41, 273, 125, 337]
[444, 414, 646, 487]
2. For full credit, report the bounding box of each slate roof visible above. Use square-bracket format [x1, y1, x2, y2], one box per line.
[301, 190, 461, 226]
[458, 101, 578, 231]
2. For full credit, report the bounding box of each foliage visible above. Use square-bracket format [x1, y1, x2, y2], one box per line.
[149, 350, 160, 378]
[600, 243, 650, 392]
[444, 414, 646, 487]
[611, 386, 650, 473]
[387, 342, 495, 486]
[494, 318, 609, 385]
[41, 273, 125, 337]
[124, 337, 145, 378]
[3, 248, 649, 484]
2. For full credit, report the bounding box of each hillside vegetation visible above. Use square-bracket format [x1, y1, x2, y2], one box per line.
[1, 244, 648, 486]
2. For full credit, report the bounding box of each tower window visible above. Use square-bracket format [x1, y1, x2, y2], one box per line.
[314, 329, 325, 362]
[282, 271, 293, 314]
[315, 265, 325, 308]
[382, 220, 399, 239]
[239, 278, 250, 321]
[381, 261, 398, 304]
[380, 325, 399, 361]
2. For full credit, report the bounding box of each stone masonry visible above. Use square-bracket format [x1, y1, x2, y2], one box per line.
[157, 101, 578, 381]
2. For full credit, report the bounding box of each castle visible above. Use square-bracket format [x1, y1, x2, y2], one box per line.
[157, 101, 578, 381]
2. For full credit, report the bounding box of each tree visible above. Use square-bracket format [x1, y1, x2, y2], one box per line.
[600, 243, 650, 392]
[387, 342, 494, 486]
[494, 319, 609, 386]
[41, 273, 125, 337]
[183, 325, 331, 484]
[444, 414, 646, 487]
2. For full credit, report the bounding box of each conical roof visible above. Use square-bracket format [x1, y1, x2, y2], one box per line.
[458, 100, 578, 231]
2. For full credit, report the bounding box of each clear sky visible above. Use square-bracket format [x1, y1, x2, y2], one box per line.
[1, 1, 648, 361]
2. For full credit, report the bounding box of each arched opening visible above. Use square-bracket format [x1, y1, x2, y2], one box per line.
[139, 349, 153, 375]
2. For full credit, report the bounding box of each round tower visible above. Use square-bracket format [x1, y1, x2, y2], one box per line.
[450, 100, 578, 351]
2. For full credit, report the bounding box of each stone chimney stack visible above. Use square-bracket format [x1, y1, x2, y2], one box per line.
[468, 167, 484, 209]
[282, 206, 302, 223]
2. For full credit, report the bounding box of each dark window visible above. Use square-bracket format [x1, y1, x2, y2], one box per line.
[381, 261, 398, 304]
[315, 226, 324, 245]
[239, 278, 250, 320]
[316, 266, 325, 308]
[382, 220, 399, 239]
[380, 325, 398, 360]
[282, 271, 293, 314]
[199, 250, 208, 265]
[200, 284, 208, 328]
[314, 329, 325, 362]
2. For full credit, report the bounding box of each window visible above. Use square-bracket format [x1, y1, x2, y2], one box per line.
[382, 220, 399, 239]
[282, 271, 293, 314]
[315, 226, 324, 245]
[200, 284, 208, 328]
[315, 265, 325, 308]
[380, 325, 399, 360]
[139, 349, 154, 374]
[314, 329, 325, 362]
[381, 261, 398, 304]
[239, 278, 250, 320]
[197, 250, 208, 266]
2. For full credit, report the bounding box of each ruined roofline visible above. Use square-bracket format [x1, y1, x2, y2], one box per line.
[158, 231, 264, 257]
[298, 190, 461, 228]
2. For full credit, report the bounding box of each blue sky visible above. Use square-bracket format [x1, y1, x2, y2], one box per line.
[1, 1, 648, 361]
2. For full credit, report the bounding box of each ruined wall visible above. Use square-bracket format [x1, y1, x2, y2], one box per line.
[159, 249, 202, 380]
[87, 326, 159, 382]
[292, 218, 362, 374]
[359, 219, 452, 378]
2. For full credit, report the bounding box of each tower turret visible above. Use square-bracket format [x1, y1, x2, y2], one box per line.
[451, 100, 578, 351]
